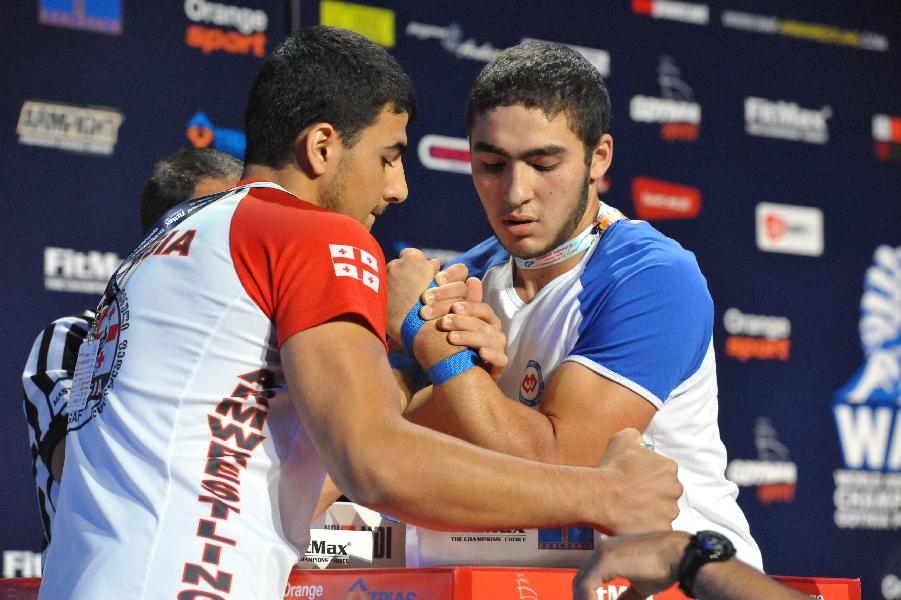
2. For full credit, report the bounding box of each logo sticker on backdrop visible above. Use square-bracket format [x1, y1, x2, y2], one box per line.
[522, 38, 610, 77]
[873, 114, 901, 163]
[631, 177, 701, 220]
[320, 0, 395, 48]
[744, 97, 831, 145]
[184, 0, 269, 57]
[186, 112, 245, 160]
[721, 10, 889, 52]
[726, 417, 797, 504]
[722, 307, 791, 362]
[755, 202, 824, 257]
[17, 101, 123, 156]
[39, 0, 122, 35]
[631, 0, 710, 25]
[405, 20, 503, 62]
[833, 245, 901, 531]
[629, 56, 701, 142]
[404, 21, 610, 76]
[881, 542, 901, 600]
[418, 135, 471, 175]
[43, 246, 121, 294]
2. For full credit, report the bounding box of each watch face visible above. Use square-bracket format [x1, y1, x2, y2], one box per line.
[697, 531, 736, 560]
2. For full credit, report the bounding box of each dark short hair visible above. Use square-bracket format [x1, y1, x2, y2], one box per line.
[244, 25, 417, 168]
[139, 147, 242, 234]
[466, 41, 610, 157]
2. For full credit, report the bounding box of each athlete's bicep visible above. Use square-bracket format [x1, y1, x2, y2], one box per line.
[539, 361, 656, 466]
[280, 317, 403, 496]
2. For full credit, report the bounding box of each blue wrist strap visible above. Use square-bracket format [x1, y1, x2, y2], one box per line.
[427, 349, 480, 386]
[400, 280, 438, 359]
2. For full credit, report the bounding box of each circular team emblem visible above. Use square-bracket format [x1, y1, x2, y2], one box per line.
[518, 360, 545, 407]
[90, 296, 126, 400]
[69, 292, 129, 430]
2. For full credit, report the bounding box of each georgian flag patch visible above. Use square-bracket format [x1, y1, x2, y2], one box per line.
[329, 244, 380, 292]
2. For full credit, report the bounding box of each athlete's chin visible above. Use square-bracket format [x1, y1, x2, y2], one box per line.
[496, 234, 545, 259]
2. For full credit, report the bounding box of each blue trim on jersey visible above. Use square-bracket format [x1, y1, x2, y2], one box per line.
[452, 221, 713, 404]
[452, 236, 510, 279]
[572, 220, 713, 403]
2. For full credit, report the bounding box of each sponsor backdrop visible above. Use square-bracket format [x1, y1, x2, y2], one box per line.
[2, 1, 900, 598]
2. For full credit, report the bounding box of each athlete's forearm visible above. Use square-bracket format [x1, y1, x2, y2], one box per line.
[344, 411, 613, 532]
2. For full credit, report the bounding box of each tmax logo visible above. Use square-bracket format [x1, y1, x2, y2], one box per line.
[39, 0, 122, 35]
[186, 112, 245, 159]
[629, 56, 701, 142]
[755, 202, 823, 257]
[873, 113, 901, 163]
[631, 177, 701, 220]
[725, 418, 797, 504]
[833, 245, 901, 531]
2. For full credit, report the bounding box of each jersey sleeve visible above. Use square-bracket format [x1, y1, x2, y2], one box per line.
[230, 187, 388, 349]
[569, 226, 713, 407]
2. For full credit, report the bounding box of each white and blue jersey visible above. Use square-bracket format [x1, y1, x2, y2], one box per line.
[454, 216, 763, 569]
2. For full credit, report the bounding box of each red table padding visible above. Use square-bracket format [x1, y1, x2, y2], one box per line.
[0, 569, 862, 599]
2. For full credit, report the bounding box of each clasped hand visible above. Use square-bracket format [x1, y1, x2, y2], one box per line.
[386, 248, 507, 380]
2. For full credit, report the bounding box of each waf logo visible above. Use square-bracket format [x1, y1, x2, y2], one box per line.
[833, 245, 901, 531]
[873, 114, 901, 163]
[418, 134, 471, 174]
[631, 0, 709, 25]
[629, 56, 701, 142]
[184, 0, 268, 57]
[725, 418, 797, 504]
[631, 177, 701, 220]
[186, 112, 245, 159]
[39, 0, 122, 35]
[755, 202, 823, 257]
[519, 360, 545, 407]
[722, 307, 791, 362]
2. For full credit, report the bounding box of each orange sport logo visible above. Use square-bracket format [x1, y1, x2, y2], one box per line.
[184, 0, 269, 57]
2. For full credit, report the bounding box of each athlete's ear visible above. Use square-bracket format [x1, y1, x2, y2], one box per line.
[296, 123, 340, 178]
[589, 134, 613, 182]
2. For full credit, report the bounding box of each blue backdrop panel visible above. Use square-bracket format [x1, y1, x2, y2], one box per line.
[2, 2, 901, 599]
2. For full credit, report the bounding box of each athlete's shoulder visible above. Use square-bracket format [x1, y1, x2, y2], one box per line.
[591, 219, 703, 278]
[449, 236, 509, 279]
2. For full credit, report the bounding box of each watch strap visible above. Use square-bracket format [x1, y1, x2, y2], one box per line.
[677, 530, 736, 598]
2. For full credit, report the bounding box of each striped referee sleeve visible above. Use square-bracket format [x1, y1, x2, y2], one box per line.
[21, 309, 95, 548]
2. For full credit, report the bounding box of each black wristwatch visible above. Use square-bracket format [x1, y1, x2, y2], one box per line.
[677, 530, 737, 598]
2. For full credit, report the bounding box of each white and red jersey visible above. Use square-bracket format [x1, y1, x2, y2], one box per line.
[39, 181, 387, 600]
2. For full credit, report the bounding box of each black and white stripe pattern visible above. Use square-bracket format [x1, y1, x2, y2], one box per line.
[21, 310, 95, 548]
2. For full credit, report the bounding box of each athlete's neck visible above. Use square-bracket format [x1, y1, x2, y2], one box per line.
[512, 200, 625, 302]
[512, 202, 601, 302]
[242, 164, 319, 206]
